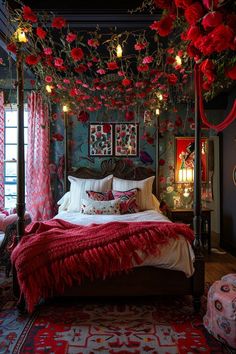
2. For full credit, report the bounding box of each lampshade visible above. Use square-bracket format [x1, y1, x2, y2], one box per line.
[178, 167, 194, 183]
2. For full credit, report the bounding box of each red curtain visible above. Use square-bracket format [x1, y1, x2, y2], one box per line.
[26, 92, 53, 221]
[0, 92, 4, 209]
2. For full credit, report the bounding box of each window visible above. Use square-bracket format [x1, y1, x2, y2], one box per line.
[4, 107, 28, 209]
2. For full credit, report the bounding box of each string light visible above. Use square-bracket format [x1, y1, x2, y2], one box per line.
[116, 44, 123, 58]
[175, 55, 182, 66]
[63, 105, 69, 112]
[156, 92, 163, 101]
[14, 28, 28, 43]
[155, 108, 160, 115]
[46, 85, 53, 93]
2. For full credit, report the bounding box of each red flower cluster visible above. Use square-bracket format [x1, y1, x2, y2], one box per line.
[36, 27, 47, 39]
[52, 17, 66, 29]
[23, 6, 37, 23]
[150, 15, 173, 37]
[71, 48, 84, 61]
[25, 55, 40, 66]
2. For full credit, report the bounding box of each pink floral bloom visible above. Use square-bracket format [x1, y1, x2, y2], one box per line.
[45, 75, 53, 83]
[142, 56, 154, 64]
[52, 17, 66, 29]
[66, 32, 77, 43]
[0, 58, 3, 65]
[43, 47, 52, 55]
[87, 39, 100, 48]
[54, 58, 64, 67]
[118, 71, 125, 76]
[134, 42, 148, 51]
[63, 79, 70, 84]
[97, 68, 106, 75]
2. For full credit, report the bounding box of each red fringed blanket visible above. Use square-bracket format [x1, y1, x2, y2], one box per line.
[11, 219, 194, 312]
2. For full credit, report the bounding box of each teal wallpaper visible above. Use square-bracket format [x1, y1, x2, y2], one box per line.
[50, 104, 216, 210]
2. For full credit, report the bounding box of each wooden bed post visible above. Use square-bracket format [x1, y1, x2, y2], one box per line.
[63, 105, 69, 193]
[192, 63, 204, 312]
[16, 46, 25, 244]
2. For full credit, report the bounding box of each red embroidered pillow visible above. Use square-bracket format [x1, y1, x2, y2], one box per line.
[86, 190, 113, 201]
[112, 189, 139, 214]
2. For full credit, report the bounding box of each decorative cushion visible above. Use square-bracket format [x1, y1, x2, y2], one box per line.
[57, 192, 71, 212]
[112, 176, 155, 211]
[80, 199, 121, 215]
[112, 189, 139, 214]
[86, 190, 113, 201]
[67, 175, 113, 212]
[203, 274, 236, 349]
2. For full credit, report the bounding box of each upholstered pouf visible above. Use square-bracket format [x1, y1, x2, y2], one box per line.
[203, 274, 236, 349]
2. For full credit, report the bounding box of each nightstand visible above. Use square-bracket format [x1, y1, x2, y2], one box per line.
[168, 208, 212, 254]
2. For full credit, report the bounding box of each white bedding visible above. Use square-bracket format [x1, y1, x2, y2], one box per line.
[54, 210, 195, 277]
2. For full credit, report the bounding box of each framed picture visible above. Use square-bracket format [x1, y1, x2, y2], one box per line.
[114, 123, 139, 157]
[89, 123, 113, 156]
[175, 137, 208, 183]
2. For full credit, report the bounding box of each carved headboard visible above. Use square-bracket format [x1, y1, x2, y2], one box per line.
[67, 158, 156, 194]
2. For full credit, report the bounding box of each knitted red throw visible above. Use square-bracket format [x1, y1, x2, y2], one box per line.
[11, 219, 194, 313]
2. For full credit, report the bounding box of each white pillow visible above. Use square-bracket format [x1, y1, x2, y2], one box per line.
[80, 198, 121, 215]
[112, 176, 155, 211]
[67, 175, 113, 212]
[57, 192, 71, 212]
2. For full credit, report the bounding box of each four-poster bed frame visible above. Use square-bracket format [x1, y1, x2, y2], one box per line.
[14, 64, 205, 311]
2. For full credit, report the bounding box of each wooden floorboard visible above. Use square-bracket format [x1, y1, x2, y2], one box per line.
[205, 232, 236, 283]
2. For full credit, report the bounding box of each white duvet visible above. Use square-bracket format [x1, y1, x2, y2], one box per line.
[54, 210, 195, 277]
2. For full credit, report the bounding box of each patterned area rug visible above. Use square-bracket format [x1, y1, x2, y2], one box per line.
[0, 270, 231, 354]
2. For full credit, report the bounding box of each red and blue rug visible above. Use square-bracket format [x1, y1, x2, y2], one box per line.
[0, 269, 230, 354]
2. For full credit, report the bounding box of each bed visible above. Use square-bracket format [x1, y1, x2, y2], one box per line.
[12, 158, 204, 313]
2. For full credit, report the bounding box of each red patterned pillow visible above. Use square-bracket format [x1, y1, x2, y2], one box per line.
[86, 190, 113, 201]
[112, 189, 139, 214]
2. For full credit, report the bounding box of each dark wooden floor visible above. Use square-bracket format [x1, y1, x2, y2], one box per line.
[205, 233, 236, 283]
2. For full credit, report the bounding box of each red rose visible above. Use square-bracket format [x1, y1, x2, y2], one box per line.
[202, 0, 220, 10]
[174, 0, 193, 9]
[153, 15, 174, 37]
[159, 159, 165, 166]
[202, 11, 223, 31]
[52, 17, 66, 29]
[7, 43, 17, 54]
[154, 0, 172, 9]
[184, 2, 205, 25]
[22, 6, 37, 23]
[227, 14, 236, 31]
[200, 59, 215, 73]
[210, 25, 234, 53]
[125, 111, 134, 121]
[186, 25, 201, 42]
[103, 124, 111, 133]
[137, 64, 149, 72]
[166, 56, 176, 64]
[71, 47, 84, 61]
[202, 80, 212, 91]
[107, 61, 119, 70]
[226, 64, 236, 80]
[122, 78, 132, 86]
[78, 111, 89, 123]
[25, 55, 40, 66]
[52, 133, 64, 141]
[167, 73, 178, 85]
[36, 27, 47, 39]
[66, 33, 77, 43]
[195, 34, 214, 56]
[74, 64, 87, 73]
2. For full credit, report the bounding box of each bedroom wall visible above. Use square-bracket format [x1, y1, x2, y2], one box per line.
[50, 102, 220, 234]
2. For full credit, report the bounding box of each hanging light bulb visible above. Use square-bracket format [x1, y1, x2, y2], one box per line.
[156, 92, 163, 101]
[175, 55, 182, 66]
[14, 28, 28, 43]
[63, 105, 69, 112]
[116, 44, 123, 58]
[46, 85, 53, 93]
[155, 108, 160, 115]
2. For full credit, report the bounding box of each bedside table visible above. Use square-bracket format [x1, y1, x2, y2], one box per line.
[168, 208, 213, 254]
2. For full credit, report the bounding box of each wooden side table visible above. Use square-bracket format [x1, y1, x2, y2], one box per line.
[168, 208, 213, 254]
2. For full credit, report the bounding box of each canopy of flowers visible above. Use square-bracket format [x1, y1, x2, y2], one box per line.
[6, 0, 236, 119]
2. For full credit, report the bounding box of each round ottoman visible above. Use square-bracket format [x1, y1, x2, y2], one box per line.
[203, 274, 236, 349]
